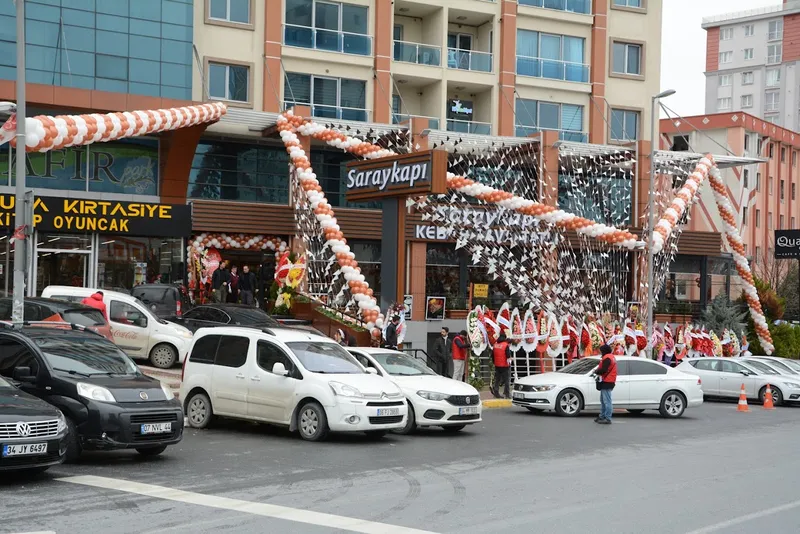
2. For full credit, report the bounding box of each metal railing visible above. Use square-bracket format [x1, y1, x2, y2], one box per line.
[768, 30, 783, 41]
[702, 1, 800, 26]
[514, 125, 587, 142]
[283, 101, 370, 122]
[283, 24, 372, 56]
[393, 41, 442, 66]
[518, 0, 591, 15]
[446, 48, 493, 73]
[446, 119, 492, 135]
[516, 55, 590, 83]
[765, 102, 780, 112]
[392, 114, 440, 130]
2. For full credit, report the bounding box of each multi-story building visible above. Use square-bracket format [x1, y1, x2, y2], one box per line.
[702, 1, 798, 128]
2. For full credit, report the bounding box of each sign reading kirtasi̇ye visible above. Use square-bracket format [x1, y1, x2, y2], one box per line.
[775, 230, 800, 258]
[345, 150, 448, 201]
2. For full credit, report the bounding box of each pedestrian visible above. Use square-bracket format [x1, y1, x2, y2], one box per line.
[451, 330, 469, 382]
[491, 332, 512, 398]
[384, 315, 400, 349]
[81, 290, 108, 322]
[432, 327, 452, 377]
[211, 261, 230, 303]
[227, 265, 239, 303]
[239, 265, 257, 305]
[594, 344, 617, 425]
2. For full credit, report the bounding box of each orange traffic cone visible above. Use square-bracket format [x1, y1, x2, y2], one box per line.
[737, 384, 749, 412]
[763, 384, 775, 410]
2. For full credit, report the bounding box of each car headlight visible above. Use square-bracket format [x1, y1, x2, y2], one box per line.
[77, 382, 116, 403]
[329, 381, 363, 398]
[531, 385, 556, 392]
[417, 390, 449, 401]
[782, 382, 800, 388]
[56, 411, 67, 434]
[179, 329, 193, 339]
[160, 382, 174, 400]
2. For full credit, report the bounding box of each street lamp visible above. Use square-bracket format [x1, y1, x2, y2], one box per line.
[646, 89, 676, 358]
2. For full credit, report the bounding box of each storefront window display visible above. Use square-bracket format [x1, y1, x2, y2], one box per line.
[350, 240, 381, 301]
[558, 173, 632, 226]
[35, 234, 93, 295]
[426, 244, 461, 302]
[97, 236, 184, 290]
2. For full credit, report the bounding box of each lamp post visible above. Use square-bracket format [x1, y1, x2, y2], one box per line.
[12, 0, 26, 323]
[646, 89, 676, 358]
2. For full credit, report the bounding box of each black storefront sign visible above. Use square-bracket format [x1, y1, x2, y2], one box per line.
[0, 195, 191, 237]
[775, 230, 800, 258]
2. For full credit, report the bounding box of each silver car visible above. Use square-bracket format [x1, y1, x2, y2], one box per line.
[676, 357, 800, 406]
[746, 356, 800, 376]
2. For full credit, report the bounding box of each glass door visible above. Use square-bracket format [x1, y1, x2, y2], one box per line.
[33, 233, 94, 296]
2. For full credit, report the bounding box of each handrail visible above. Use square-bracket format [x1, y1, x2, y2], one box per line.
[446, 48, 493, 72]
[282, 101, 371, 122]
[518, 0, 592, 15]
[392, 113, 440, 130]
[446, 118, 492, 135]
[514, 125, 588, 142]
[393, 40, 442, 66]
[702, 1, 800, 26]
[516, 54, 590, 83]
[283, 23, 372, 56]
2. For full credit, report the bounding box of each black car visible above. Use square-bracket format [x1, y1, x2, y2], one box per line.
[0, 375, 68, 473]
[131, 283, 192, 320]
[174, 304, 282, 333]
[0, 297, 113, 341]
[0, 326, 183, 461]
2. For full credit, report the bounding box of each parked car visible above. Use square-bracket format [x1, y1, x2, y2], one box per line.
[173, 303, 280, 333]
[741, 357, 794, 377]
[348, 347, 482, 434]
[512, 357, 704, 418]
[1, 374, 68, 473]
[41, 286, 193, 369]
[180, 326, 407, 441]
[0, 297, 113, 341]
[0, 326, 183, 460]
[745, 356, 800, 375]
[131, 283, 192, 319]
[677, 357, 800, 406]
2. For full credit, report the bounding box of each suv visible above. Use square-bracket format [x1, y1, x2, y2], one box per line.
[0, 297, 113, 341]
[180, 326, 407, 441]
[131, 283, 192, 319]
[0, 326, 183, 460]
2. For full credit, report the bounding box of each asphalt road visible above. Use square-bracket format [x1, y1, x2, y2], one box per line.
[3, 402, 800, 534]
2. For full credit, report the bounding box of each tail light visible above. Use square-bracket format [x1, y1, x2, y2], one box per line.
[181, 354, 188, 382]
[697, 378, 702, 386]
[176, 300, 182, 318]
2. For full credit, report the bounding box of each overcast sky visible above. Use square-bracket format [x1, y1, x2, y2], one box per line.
[660, 0, 779, 118]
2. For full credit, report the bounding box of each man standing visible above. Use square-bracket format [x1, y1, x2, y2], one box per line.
[81, 291, 108, 322]
[211, 261, 230, 303]
[594, 344, 617, 424]
[451, 330, 469, 382]
[239, 265, 257, 305]
[491, 333, 512, 398]
[432, 327, 452, 377]
[384, 315, 400, 349]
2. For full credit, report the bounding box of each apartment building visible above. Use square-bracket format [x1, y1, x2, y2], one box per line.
[195, 0, 663, 143]
[703, 1, 800, 129]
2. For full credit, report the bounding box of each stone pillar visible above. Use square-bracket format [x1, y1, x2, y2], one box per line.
[497, 0, 518, 137]
[373, 0, 393, 124]
[589, 0, 608, 144]
[263, 0, 283, 112]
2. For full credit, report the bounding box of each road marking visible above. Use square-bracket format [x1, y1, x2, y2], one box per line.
[685, 499, 800, 534]
[11, 531, 56, 534]
[58, 475, 438, 534]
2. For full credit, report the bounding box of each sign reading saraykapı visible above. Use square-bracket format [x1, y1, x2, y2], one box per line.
[775, 229, 800, 258]
[0, 195, 192, 237]
[345, 150, 448, 201]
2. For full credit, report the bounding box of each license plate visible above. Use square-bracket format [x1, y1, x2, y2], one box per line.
[512, 392, 523, 399]
[376, 408, 400, 417]
[459, 406, 479, 415]
[2, 443, 47, 457]
[140, 423, 172, 435]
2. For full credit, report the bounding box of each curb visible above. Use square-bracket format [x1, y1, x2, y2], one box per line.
[482, 399, 512, 409]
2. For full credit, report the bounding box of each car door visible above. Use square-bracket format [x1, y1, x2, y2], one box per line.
[690, 360, 720, 395]
[626, 360, 668, 406]
[719, 359, 756, 398]
[107, 300, 149, 358]
[210, 334, 250, 417]
[582, 360, 629, 408]
[610, 359, 631, 406]
[247, 340, 299, 423]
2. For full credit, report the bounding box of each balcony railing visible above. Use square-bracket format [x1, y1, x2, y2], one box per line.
[518, 0, 591, 15]
[447, 119, 491, 135]
[393, 41, 442, 66]
[514, 125, 588, 142]
[283, 101, 370, 122]
[283, 24, 372, 56]
[392, 114, 440, 130]
[447, 48, 493, 73]
[516, 55, 590, 83]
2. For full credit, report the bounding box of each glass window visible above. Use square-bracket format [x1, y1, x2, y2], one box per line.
[129, 35, 161, 61]
[765, 91, 780, 111]
[130, 59, 160, 85]
[742, 71, 753, 85]
[719, 74, 731, 86]
[612, 42, 641, 75]
[610, 109, 639, 142]
[191, 336, 223, 364]
[768, 19, 783, 41]
[743, 48, 754, 60]
[744, 24, 754, 36]
[628, 360, 668, 375]
[741, 95, 753, 108]
[558, 359, 598, 375]
[210, 0, 250, 24]
[719, 51, 732, 64]
[719, 27, 733, 40]
[372, 352, 435, 376]
[720, 360, 745, 374]
[693, 359, 714, 371]
[767, 44, 782, 64]
[285, 0, 312, 26]
[95, 54, 128, 80]
[98, 236, 184, 290]
[766, 68, 781, 87]
[341, 4, 367, 34]
[214, 335, 249, 368]
[257, 341, 296, 375]
[286, 341, 364, 374]
[34, 336, 137, 375]
[109, 301, 148, 328]
[129, 18, 161, 38]
[613, 0, 642, 6]
[514, 98, 584, 139]
[62, 309, 107, 328]
[209, 63, 250, 103]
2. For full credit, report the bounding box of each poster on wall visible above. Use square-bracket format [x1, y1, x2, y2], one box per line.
[403, 294, 413, 318]
[133, 263, 148, 286]
[447, 99, 473, 121]
[774, 230, 800, 258]
[426, 297, 446, 321]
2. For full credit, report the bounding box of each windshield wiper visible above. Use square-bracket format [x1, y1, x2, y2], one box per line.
[393, 372, 421, 376]
[51, 367, 91, 378]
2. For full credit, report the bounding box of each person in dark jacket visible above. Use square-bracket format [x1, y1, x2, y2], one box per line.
[238, 265, 257, 305]
[594, 344, 618, 424]
[384, 316, 400, 349]
[432, 327, 452, 377]
[451, 330, 469, 382]
[211, 261, 230, 303]
[227, 265, 239, 303]
[491, 333, 512, 399]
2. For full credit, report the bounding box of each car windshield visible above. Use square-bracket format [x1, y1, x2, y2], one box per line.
[558, 359, 599, 375]
[286, 341, 365, 374]
[745, 359, 780, 375]
[780, 359, 800, 372]
[63, 309, 105, 327]
[755, 359, 794, 374]
[0, 375, 10, 388]
[228, 308, 280, 326]
[32, 337, 139, 375]
[371, 352, 436, 376]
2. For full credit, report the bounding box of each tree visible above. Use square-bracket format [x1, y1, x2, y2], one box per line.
[753, 277, 785, 321]
[701, 294, 747, 335]
[777, 263, 799, 321]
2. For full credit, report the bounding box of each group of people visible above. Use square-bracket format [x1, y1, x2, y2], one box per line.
[209, 261, 258, 305]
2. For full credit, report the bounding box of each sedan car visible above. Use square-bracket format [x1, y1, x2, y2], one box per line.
[746, 356, 800, 376]
[174, 304, 279, 333]
[349, 347, 481, 434]
[512, 357, 703, 418]
[677, 357, 800, 406]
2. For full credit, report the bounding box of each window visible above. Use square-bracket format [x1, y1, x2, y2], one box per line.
[756, 172, 761, 191]
[671, 135, 689, 151]
[721, 360, 746, 374]
[769, 175, 774, 193]
[768, 211, 773, 229]
[612, 41, 642, 75]
[794, 151, 797, 167]
[720, 74, 732, 86]
[742, 206, 748, 225]
[766, 68, 781, 87]
[208, 62, 250, 103]
[768, 19, 783, 41]
[518, 0, 592, 14]
[792, 217, 796, 228]
[189, 335, 221, 365]
[767, 44, 782, 64]
[781, 179, 786, 200]
[516, 30, 588, 83]
[780, 215, 784, 229]
[743, 169, 749, 188]
[744, 135, 750, 151]
[744, 24, 754, 37]
[793, 183, 797, 200]
[215, 335, 249, 368]
[717, 97, 731, 111]
[741, 71, 754, 85]
[766, 91, 780, 112]
[756, 246, 762, 258]
[692, 359, 716, 371]
[741, 94, 753, 108]
[257, 341, 296, 376]
[209, 0, 251, 24]
[109, 301, 147, 328]
[609, 108, 639, 142]
[744, 244, 748, 255]
[781, 148, 786, 163]
[756, 209, 761, 227]
[514, 98, 585, 141]
[720, 51, 733, 64]
[284, 73, 368, 121]
[628, 360, 668, 375]
[613, 0, 643, 7]
[284, 0, 370, 56]
[743, 48, 754, 60]
[720, 27, 734, 41]
[765, 116, 780, 125]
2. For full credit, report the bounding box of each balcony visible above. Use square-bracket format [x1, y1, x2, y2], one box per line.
[447, 119, 492, 135]
[516, 56, 590, 83]
[392, 114, 440, 130]
[515, 125, 588, 142]
[283, 24, 372, 56]
[447, 49, 493, 73]
[393, 41, 442, 67]
[518, 0, 591, 15]
[284, 102, 370, 122]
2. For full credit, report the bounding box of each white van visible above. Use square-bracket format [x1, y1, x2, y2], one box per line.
[180, 326, 408, 441]
[41, 286, 193, 369]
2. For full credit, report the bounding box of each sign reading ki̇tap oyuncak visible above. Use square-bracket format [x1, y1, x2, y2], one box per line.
[345, 150, 448, 202]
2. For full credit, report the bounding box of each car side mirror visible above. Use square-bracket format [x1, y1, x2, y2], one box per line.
[740, 370, 751, 376]
[12, 366, 35, 383]
[272, 362, 290, 377]
[366, 367, 378, 375]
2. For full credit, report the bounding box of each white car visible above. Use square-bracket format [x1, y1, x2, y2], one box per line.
[348, 347, 482, 434]
[746, 356, 800, 376]
[41, 285, 193, 369]
[677, 357, 800, 406]
[180, 327, 408, 441]
[512, 356, 703, 418]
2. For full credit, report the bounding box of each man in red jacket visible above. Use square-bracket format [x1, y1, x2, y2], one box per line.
[81, 291, 108, 322]
[491, 333, 512, 398]
[451, 330, 468, 382]
[594, 344, 617, 424]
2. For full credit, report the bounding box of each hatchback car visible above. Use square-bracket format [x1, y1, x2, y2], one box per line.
[1, 375, 68, 473]
[512, 357, 704, 418]
[0, 297, 113, 341]
[131, 283, 192, 319]
[180, 326, 407, 441]
[0, 326, 183, 460]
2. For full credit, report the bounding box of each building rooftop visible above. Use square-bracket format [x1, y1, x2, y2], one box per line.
[701, 1, 799, 28]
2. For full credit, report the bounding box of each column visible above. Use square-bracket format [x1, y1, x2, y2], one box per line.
[373, 0, 393, 124]
[263, 0, 283, 112]
[589, 0, 608, 144]
[497, 0, 517, 137]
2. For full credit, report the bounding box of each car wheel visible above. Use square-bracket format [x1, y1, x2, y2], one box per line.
[186, 392, 213, 429]
[64, 417, 82, 463]
[395, 402, 417, 435]
[441, 424, 467, 433]
[365, 431, 387, 439]
[149, 343, 177, 369]
[760, 385, 783, 407]
[526, 407, 544, 414]
[297, 402, 329, 442]
[554, 389, 582, 417]
[136, 445, 168, 457]
[627, 409, 645, 415]
[659, 391, 686, 418]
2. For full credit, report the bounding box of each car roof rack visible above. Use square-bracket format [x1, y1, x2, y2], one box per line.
[2, 320, 105, 337]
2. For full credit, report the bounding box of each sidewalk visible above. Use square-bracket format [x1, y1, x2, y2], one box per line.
[480, 389, 512, 409]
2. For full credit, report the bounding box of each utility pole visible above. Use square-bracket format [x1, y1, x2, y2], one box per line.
[12, 0, 26, 323]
